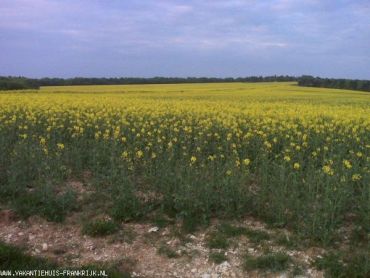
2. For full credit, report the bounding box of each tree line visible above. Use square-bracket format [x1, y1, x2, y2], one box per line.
[298, 75, 370, 92]
[0, 75, 297, 90]
[1, 75, 369, 92]
[0, 76, 40, 90]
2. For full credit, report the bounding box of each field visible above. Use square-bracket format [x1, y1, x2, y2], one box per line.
[0, 82, 369, 277]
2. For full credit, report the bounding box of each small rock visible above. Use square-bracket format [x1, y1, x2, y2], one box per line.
[148, 227, 159, 233]
[191, 268, 197, 273]
[29, 234, 35, 240]
[185, 242, 193, 248]
[18, 232, 24, 236]
[201, 274, 211, 278]
[162, 229, 170, 236]
[216, 261, 231, 274]
[42, 243, 48, 251]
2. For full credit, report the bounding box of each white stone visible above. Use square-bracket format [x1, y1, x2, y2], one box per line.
[216, 261, 231, 273]
[148, 227, 159, 233]
[42, 243, 48, 251]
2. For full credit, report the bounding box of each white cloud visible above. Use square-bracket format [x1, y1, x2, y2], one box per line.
[0, 0, 369, 78]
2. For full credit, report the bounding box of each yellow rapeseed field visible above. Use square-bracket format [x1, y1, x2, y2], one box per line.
[0, 82, 369, 242]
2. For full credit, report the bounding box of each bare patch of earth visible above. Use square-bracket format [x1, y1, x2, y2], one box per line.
[0, 213, 325, 277]
[0, 180, 325, 277]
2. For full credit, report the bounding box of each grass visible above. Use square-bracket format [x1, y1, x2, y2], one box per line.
[170, 227, 194, 245]
[209, 251, 227, 264]
[0, 241, 131, 277]
[1, 181, 77, 223]
[82, 219, 119, 237]
[206, 223, 272, 251]
[110, 226, 137, 244]
[0, 241, 55, 270]
[274, 232, 301, 249]
[244, 228, 271, 244]
[313, 250, 370, 278]
[157, 244, 179, 259]
[206, 232, 229, 249]
[152, 215, 175, 228]
[216, 223, 270, 242]
[244, 252, 292, 272]
[291, 264, 305, 276]
[217, 223, 248, 237]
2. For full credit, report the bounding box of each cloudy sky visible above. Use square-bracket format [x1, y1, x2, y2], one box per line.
[0, 0, 369, 78]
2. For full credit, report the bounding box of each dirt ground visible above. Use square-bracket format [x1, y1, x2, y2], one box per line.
[0, 207, 325, 278]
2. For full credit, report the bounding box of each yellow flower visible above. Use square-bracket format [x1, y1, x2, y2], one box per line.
[39, 137, 46, 145]
[226, 170, 232, 176]
[322, 165, 334, 176]
[352, 174, 361, 181]
[343, 159, 352, 169]
[190, 156, 197, 163]
[208, 155, 215, 161]
[293, 163, 300, 170]
[57, 143, 65, 150]
[136, 150, 144, 158]
[243, 158, 251, 166]
[284, 156, 291, 162]
[264, 141, 272, 149]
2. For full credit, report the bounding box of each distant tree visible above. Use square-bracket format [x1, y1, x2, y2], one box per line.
[0, 76, 40, 90]
[297, 76, 370, 92]
[1, 75, 369, 92]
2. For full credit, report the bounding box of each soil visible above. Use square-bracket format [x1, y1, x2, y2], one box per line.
[0, 210, 324, 277]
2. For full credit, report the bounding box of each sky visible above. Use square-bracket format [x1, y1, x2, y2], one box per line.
[0, 0, 369, 79]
